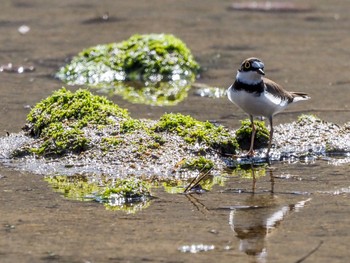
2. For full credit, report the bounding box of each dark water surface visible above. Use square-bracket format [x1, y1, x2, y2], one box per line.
[1, 0, 350, 262]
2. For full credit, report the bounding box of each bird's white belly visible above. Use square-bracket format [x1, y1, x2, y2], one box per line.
[228, 88, 288, 117]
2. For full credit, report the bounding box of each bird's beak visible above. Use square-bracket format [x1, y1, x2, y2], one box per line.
[257, 68, 265, 75]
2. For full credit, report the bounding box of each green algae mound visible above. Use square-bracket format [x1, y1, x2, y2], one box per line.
[235, 119, 269, 150]
[21, 88, 129, 156]
[56, 34, 200, 106]
[153, 113, 238, 155]
[17, 88, 238, 157]
[26, 87, 129, 135]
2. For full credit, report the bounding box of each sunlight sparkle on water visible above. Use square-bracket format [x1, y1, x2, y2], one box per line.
[178, 244, 215, 253]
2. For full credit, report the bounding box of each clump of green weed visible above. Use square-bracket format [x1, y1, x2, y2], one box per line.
[56, 34, 200, 85]
[235, 119, 269, 150]
[22, 88, 129, 156]
[153, 113, 238, 155]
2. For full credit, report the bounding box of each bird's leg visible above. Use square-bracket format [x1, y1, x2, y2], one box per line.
[247, 115, 256, 157]
[251, 163, 256, 193]
[269, 168, 275, 194]
[266, 116, 273, 159]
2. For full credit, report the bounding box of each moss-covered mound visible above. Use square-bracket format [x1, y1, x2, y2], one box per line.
[56, 34, 200, 106]
[16, 88, 238, 158]
[235, 119, 269, 150]
[25, 87, 129, 136]
[21, 88, 129, 156]
[153, 113, 238, 155]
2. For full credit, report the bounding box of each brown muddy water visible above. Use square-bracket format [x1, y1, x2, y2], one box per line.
[1, 0, 350, 262]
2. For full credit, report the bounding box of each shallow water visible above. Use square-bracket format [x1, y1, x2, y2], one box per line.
[2, 161, 350, 262]
[1, 0, 350, 262]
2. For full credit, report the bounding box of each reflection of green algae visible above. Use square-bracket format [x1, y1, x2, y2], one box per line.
[101, 178, 151, 201]
[229, 164, 267, 179]
[110, 79, 193, 106]
[162, 173, 226, 193]
[100, 178, 152, 214]
[198, 174, 226, 191]
[44, 175, 99, 201]
[235, 119, 269, 150]
[162, 182, 186, 194]
[56, 34, 200, 106]
[182, 156, 214, 171]
[104, 201, 151, 213]
[44, 175, 152, 213]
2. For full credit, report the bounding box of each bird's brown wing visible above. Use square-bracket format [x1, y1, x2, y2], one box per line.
[263, 78, 294, 102]
[263, 78, 309, 102]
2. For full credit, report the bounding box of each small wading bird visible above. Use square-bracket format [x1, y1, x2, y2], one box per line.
[227, 57, 310, 158]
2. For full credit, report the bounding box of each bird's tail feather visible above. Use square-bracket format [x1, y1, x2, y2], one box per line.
[291, 92, 310, 102]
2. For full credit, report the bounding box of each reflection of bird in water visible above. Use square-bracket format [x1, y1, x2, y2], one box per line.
[227, 57, 310, 158]
[229, 194, 311, 262]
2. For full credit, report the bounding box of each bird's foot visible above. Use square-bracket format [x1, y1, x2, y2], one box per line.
[246, 149, 255, 158]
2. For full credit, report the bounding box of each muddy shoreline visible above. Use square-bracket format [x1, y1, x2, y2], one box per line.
[1, 0, 350, 262]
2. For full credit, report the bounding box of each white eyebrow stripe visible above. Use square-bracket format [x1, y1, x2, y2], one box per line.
[252, 61, 264, 69]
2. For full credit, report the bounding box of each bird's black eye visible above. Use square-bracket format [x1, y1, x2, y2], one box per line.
[244, 61, 251, 69]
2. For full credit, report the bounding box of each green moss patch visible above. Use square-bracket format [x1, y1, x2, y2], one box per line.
[56, 34, 200, 106]
[235, 119, 269, 150]
[25, 87, 129, 137]
[120, 119, 144, 133]
[153, 113, 238, 155]
[20, 87, 130, 156]
[297, 114, 322, 124]
[33, 123, 89, 155]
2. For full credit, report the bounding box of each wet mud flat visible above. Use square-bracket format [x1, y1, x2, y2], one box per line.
[1, 0, 350, 262]
[1, 160, 350, 263]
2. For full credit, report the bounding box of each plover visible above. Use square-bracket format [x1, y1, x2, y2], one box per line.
[227, 57, 310, 157]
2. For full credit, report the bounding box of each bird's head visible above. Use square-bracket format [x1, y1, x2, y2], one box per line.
[237, 57, 265, 84]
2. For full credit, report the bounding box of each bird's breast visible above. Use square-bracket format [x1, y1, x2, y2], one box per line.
[228, 86, 289, 117]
